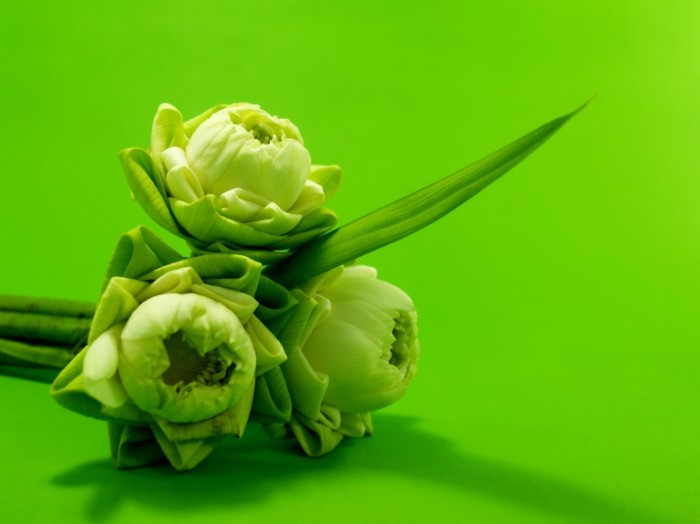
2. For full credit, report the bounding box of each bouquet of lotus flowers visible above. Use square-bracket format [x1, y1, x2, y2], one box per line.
[0, 102, 585, 469]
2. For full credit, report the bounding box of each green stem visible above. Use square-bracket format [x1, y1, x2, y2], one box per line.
[0, 365, 60, 384]
[0, 311, 91, 345]
[0, 295, 95, 318]
[0, 338, 74, 368]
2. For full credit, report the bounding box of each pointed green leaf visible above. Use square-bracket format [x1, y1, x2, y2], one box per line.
[267, 103, 587, 287]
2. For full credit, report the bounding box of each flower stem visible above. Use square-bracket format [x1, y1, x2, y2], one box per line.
[0, 295, 95, 318]
[0, 337, 75, 368]
[0, 311, 91, 345]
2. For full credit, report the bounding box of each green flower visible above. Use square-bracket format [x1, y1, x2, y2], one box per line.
[51, 227, 289, 470]
[269, 265, 419, 456]
[84, 293, 255, 424]
[120, 103, 341, 260]
[301, 265, 419, 413]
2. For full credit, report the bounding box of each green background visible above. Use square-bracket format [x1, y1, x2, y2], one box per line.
[1, 1, 698, 523]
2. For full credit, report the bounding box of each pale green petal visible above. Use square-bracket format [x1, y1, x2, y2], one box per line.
[218, 189, 302, 235]
[218, 188, 267, 222]
[246, 203, 302, 235]
[50, 349, 149, 425]
[270, 207, 337, 249]
[83, 324, 128, 408]
[166, 164, 205, 203]
[151, 103, 187, 161]
[287, 180, 324, 215]
[186, 110, 250, 194]
[302, 318, 381, 389]
[183, 104, 228, 137]
[322, 266, 414, 313]
[309, 164, 342, 200]
[227, 103, 303, 142]
[119, 294, 256, 423]
[259, 140, 310, 210]
[171, 195, 282, 246]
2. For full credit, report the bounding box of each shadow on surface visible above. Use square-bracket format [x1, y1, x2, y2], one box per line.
[52, 415, 685, 524]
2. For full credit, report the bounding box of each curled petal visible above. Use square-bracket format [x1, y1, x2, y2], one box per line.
[83, 324, 129, 408]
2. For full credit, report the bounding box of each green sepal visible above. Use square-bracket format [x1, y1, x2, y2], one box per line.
[273, 291, 331, 421]
[246, 315, 287, 376]
[288, 410, 344, 458]
[267, 103, 587, 287]
[120, 148, 181, 236]
[262, 422, 292, 440]
[109, 423, 166, 469]
[170, 195, 337, 252]
[189, 240, 291, 265]
[288, 407, 373, 457]
[253, 276, 298, 325]
[271, 207, 337, 249]
[140, 254, 261, 295]
[250, 366, 292, 424]
[88, 278, 145, 343]
[150, 423, 224, 471]
[105, 225, 183, 283]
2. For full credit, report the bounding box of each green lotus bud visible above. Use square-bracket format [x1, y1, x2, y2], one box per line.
[301, 265, 420, 413]
[121, 103, 341, 256]
[51, 227, 290, 469]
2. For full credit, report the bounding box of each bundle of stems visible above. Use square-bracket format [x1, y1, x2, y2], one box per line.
[0, 296, 95, 383]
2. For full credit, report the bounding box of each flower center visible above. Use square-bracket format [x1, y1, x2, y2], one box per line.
[389, 310, 414, 369]
[250, 126, 274, 144]
[161, 333, 233, 388]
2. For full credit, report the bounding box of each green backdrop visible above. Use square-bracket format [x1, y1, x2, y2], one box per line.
[1, 1, 698, 523]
